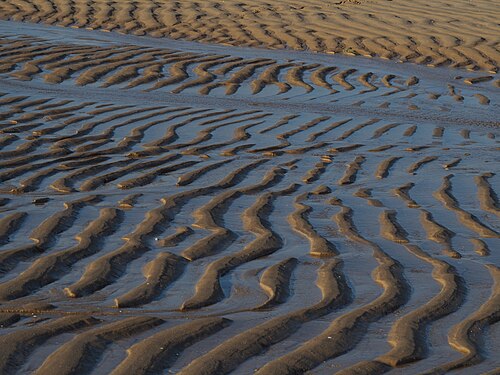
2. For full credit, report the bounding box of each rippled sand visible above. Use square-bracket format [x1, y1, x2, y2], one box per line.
[1, 0, 499, 72]
[0, 5, 498, 375]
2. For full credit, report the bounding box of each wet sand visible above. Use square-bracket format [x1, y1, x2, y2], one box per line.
[0, 12, 499, 375]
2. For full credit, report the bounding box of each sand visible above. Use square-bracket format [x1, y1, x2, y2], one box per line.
[0, 2, 499, 374]
[1, 0, 499, 73]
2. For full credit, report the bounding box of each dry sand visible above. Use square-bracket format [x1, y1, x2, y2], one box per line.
[1, 0, 499, 72]
[0, 1, 499, 374]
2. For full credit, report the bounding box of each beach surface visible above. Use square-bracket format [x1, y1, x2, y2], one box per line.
[1, 0, 499, 72]
[0, 2, 499, 374]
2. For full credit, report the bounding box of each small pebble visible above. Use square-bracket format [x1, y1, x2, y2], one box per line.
[32, 197, 50, 205]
